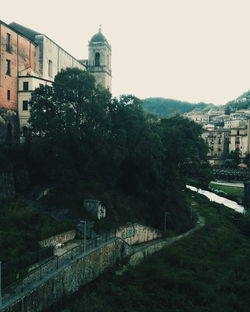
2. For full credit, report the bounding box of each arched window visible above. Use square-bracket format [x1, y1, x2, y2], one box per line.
[95, 52, 100, 66]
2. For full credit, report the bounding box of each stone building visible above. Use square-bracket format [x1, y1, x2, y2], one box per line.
[0, 21, 112, 140]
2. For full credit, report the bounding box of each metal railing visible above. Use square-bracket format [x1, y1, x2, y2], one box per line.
[2, 229, 116, 302]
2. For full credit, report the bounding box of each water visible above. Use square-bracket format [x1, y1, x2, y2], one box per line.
[186, 185, 245, 213]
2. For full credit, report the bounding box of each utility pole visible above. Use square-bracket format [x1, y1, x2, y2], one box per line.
[0, 261, 2, 307]
[84, 221, 87, 253]
[80, 220, 87, 254]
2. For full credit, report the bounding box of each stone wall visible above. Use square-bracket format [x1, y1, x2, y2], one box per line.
[116, 223, 162, 245]
[39, 230, 76, 248]
[1, 239, 128, 312]
[1, 223, 162, 312]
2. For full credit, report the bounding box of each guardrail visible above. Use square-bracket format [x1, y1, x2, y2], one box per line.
[2, 230, 116, 302]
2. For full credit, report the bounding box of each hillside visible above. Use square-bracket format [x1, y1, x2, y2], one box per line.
[142, 97, 215, 117]
[225, 90, 250, 113]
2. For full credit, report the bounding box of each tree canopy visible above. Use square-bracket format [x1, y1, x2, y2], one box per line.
[26, 68, 210, 229]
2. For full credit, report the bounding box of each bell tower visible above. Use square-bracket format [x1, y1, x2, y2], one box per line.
[88, 26, 112, 90]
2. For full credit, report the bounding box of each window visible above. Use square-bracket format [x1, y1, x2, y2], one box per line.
[22, 100, 28, 111]
[95, 52, 100, 66]
[23, 82, 29, 91]
[6, 59, 11, 75]
[7, 90, 10, 101]
[39, 83, 43, 88]
[48, 60, 53, 77]
[6, 33, 11, 52]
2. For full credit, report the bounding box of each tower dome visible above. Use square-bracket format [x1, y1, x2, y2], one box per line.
[90, 26, 108, 44]
[90, 32, 108, 44]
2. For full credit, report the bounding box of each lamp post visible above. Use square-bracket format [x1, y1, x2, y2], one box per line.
[80, 221, 87, 254]
[0, 261, 2, 307]
[164, 212, 168, 233]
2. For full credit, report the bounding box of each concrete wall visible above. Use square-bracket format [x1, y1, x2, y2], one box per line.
[1, 239, 128, 312]
[39, 230, 76, 248]
[116, 223, 162, 245]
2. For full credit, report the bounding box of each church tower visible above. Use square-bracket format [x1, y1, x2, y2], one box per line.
[88, 27, 112, 91]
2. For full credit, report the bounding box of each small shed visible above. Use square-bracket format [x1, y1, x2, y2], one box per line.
[83, 199, 106, 219]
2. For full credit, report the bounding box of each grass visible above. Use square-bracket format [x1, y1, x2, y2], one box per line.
[209, 182, 244, 199]
[47, 192, 250, 312]
[0, 198, 73, 262]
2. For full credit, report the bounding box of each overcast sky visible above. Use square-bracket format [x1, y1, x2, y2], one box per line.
[2, 0, 250, 105]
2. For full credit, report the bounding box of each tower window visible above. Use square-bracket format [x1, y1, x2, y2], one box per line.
[95, 52, 100, 66]
[23, 82, 29, 91]
[22, 100, 28, 111]
[6, 59, 11, 75]
[48, 60, 53, 77]
[7, 90, 10, 101]
[107, 54, 109, 68]
[6, 33, 11, 52]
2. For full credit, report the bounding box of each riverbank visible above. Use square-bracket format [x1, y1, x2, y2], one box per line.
[209, 181, 244, 204]
[47, 191, 250, 312]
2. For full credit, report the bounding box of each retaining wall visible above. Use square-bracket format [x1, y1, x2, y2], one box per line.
[39, 230, 76, 248]
[1, 239, 129, 312]
[116, 223, 162, 245]
[1, 223, 163, 312]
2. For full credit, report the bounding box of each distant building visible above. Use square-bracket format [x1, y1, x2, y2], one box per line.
[202, 129, 230, 165]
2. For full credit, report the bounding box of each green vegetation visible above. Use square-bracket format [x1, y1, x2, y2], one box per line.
[224, 90, 250, 113]
[48, 193, 250, 312]
[209, 182, 244, 199]
[0, 199, 72, 262]
[1, 68, 210, 260]
[142, 97, 215, 117]
[25, 69, 210, 229]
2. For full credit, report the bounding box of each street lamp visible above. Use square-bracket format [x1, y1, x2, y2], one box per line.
[80, 221, 87, 254]
[0, 261, 2, 307]
[164, 212, 169, 233]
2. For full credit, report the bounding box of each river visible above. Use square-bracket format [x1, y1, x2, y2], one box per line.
[186, 185, 245, 213]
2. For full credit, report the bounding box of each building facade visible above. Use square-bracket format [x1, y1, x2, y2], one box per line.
[0, 21, 111, 140]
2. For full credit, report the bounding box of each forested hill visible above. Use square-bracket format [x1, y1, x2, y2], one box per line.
[142, 98, 214, 117]
[224, 90, 250, 113]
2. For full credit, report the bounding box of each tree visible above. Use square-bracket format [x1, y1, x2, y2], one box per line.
[158, 115, 210, 186]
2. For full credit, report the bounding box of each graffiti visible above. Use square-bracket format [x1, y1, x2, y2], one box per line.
[122, 228, 137, 239]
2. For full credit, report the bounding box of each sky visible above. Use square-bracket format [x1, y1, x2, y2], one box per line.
[2, 0, 250, 105]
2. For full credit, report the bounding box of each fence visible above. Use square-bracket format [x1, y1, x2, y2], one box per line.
[2, 229, 116, 302]
[2, 247, 53, 289]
